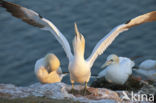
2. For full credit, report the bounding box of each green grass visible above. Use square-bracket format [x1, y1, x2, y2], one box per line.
[0, 97, 80, 103]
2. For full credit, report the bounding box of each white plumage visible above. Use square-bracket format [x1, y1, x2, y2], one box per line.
[34, 53, 67, 84]
[98, 54, 135, 85]
[139, 59, 156, 70]
[134, 59, 156, 81]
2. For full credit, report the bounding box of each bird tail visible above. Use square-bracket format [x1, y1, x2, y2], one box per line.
[90, 74, 98, 79]
[61, 73, 68, 77]
[132, 66, 139, 70]
[60, 73, 68, 80]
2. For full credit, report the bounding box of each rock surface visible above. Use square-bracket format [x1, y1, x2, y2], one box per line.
[0, 83, 155, 103]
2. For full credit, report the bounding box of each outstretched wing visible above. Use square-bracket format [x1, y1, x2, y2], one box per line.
[0, 0, 73, 61]
[87, 11, 156, 67]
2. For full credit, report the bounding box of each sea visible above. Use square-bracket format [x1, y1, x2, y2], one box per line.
[0, 0, 156, 86]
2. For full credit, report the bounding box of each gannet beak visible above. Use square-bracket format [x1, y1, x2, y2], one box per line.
[101, 61, 111, 69]
[74, 22, 80, 38]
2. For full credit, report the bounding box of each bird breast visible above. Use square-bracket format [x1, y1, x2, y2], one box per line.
[105, 64, 130, 84]
[69, 60, 90, 83]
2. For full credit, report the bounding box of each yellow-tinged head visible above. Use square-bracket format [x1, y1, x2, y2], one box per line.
[101, 54, 119, 68]
[45, 53, 60, 71]
[73, 23, 85, 57]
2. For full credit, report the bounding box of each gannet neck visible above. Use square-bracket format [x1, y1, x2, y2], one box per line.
[115, 56, 119, 64]
[73, 23, 85, 58]
[72, 38, 85, 58]
[112, 62, 119, 65]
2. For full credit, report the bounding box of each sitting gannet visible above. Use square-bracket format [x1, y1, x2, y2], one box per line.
[0, 0, 156, 94]
[134, 59, 156, 81]
[98, 54, 135, 85]
[35, 53, 67, 84]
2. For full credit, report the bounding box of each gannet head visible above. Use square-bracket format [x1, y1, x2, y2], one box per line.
[101, 54, 119, 68]
[73, 23, 85, 57]
[45, 53, 60, 71]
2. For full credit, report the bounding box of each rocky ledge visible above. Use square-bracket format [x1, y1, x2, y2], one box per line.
[0, 83, 155, 103]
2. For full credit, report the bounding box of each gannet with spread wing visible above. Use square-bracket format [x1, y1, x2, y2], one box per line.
[0, 0, 156, 94]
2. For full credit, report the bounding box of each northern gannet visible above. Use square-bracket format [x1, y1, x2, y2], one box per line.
[0, 0, 156, 94]
[35, 53, 67, 84]
[134, 59, 156, 81]
[98, 54, 135, 85]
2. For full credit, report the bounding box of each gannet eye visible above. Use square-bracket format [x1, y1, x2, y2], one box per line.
[110, 59, 113, 62]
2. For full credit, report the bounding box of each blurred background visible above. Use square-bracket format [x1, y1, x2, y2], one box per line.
[0, 0, 155, 86]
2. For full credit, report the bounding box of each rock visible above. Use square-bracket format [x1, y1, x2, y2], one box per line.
[0, 83, 120, 103]
[90, 75, 154, 91]
[0, 82, 154, 103]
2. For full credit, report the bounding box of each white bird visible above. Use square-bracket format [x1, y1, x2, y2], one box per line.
[0, 0, 156, 94]
[98, 54, 135, 85]
[34, 53, 67, 84]
[134, 59, 156, 81]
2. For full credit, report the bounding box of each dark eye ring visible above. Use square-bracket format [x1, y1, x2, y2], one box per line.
[110, 59, 113, 62]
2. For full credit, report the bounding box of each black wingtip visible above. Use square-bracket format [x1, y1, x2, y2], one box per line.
[0, 0, 9, 8]
[39, 14, 43, 18]
[0, 0, 5, 4]
[0, 0, 3, 6]
[125, 19, 131, 24]
[0, 0, 4, 7]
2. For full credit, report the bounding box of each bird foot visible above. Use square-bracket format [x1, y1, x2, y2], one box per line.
[83, 88, 87, 96]
[71, 88, 75, 94]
